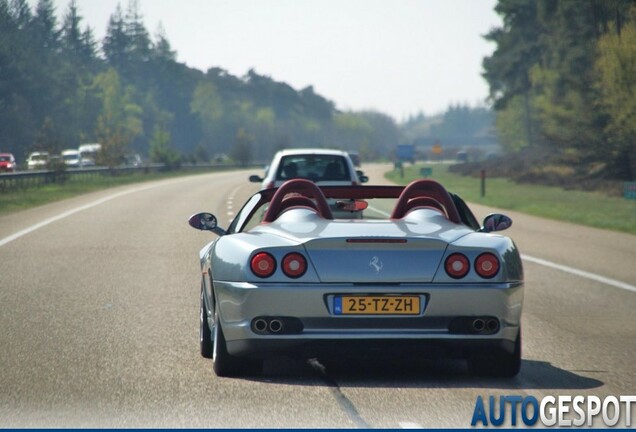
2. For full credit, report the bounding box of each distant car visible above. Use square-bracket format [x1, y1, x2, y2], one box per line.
[61, 149, 84, 168]
[249, 149, 367, 189]
[26, 151, 49, 170]
[250, 149, 369, 218]
[188, 178, 524, 377]
[0, 153, 17, 172]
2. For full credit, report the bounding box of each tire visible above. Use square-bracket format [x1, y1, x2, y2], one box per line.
[468, 329, 521, 378]
[200, 282, 213, 359]
[212, 305, 263, 377]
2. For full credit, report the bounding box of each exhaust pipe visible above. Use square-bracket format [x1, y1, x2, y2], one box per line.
[269, 319, 283, 333]
[486, 318, 500, 333]
[253, 318, 268, 333]
[472, 318, 485, 332]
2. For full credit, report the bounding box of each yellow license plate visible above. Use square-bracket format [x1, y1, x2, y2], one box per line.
[334, 295, 421, 315]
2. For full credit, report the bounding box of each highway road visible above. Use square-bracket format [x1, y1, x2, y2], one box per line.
[1, 164, 634, 428]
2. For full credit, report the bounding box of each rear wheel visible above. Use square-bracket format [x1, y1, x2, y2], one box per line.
[212, 305, 263, 377]
[468, 329, 521, 378]
[200, 282, 213, 358]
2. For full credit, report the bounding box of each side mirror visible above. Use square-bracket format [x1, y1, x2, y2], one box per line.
[356, 170, 369, 183]
[480, 213, 512, 233]
[188, 212, 226, 236]
[249, 175, 263, 183]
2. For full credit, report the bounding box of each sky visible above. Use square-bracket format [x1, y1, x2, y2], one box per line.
[43, 0, 502, 121]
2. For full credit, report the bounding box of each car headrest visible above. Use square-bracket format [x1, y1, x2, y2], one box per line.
[263, 179, 333, 222]
[391, 179, 461, 223]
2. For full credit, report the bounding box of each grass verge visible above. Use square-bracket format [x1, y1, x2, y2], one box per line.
[0, 168, 217, 216]
[386, 163, 636, 235]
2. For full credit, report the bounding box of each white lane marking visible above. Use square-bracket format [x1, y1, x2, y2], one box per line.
[364, 206, 636, 294]
[0, 179, 188, 248]
[521, 254, 636, 293]
[399, 421, 423, 429]
[225, 184, 244, 222]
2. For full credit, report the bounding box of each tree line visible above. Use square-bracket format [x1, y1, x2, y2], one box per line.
[401, 104, 497, 150]
[0, 0, 399, 168]
[484, 0, 636, 181]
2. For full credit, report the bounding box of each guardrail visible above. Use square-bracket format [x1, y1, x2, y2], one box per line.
[0, 162, 263, 192]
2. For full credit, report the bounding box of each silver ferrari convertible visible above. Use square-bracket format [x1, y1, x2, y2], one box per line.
[188, 178, 524, 377]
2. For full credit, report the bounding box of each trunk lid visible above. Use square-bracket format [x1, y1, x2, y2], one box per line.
[303, 236, 448, 283]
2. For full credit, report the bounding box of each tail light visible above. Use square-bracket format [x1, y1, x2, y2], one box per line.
[282, 253, 307, 278]
[445, 253, 470, 279]
[251, 252, 276, 278]
[475, 253, 500, 278]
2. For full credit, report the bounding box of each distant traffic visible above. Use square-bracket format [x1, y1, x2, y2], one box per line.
[3, 143, 142, 172]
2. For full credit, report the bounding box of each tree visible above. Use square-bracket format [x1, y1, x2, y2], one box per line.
[149, 124, 180, 168]
[94, 69, 143, 167]
[103, 4, 129, 70]
[125, 0, 151, 63]
[483, 1, 545, 148]
[231, 128, 253, 167]
[596, 6, 636, 179]
[152, 22, 175, 62]
[30, 0, 58, 51]
[8, 0, 31, 30]
[191, 80, 224, 156]
[60, 0, 81, 56]
[530, 1, 606, 154]
[34, 116, 61, 152]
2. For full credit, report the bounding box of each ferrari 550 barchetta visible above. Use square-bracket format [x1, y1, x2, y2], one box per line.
[188, 178, 524, 377]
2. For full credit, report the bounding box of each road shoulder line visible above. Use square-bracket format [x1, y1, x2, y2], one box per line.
[521, 254, 636, 293]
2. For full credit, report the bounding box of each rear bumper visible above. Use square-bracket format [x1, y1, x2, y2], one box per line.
[213, 280, 523, 358]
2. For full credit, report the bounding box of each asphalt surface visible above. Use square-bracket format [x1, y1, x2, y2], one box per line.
[0, 164, 634, 428]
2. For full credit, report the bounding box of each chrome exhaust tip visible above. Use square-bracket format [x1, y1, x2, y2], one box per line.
[486, 318, 500, 333]
[269, 319, 283, 333]
[254, 318, 268, 333]
[472, 318, 485, 332]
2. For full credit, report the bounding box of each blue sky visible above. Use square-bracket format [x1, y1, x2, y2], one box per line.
[43, 0, 502, 120]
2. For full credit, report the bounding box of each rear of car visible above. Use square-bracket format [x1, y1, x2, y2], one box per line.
[192, 179, 523, 377]
[213, 216, 523, 369]
[26, 152, 49, 170]
[61, 149, 82, 168]
[253, 149, 361, 190]
[0, 153, 17, 172]
[251, 149, 363, 218]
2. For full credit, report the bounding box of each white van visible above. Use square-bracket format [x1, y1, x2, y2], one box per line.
[78, 143, 101, 166]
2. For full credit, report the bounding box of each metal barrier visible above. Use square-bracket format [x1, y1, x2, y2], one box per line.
[0, 163, 262, 193]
